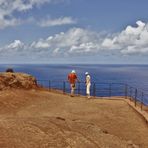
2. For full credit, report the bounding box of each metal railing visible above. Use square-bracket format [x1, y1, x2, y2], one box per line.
[37, 80, 148, 110]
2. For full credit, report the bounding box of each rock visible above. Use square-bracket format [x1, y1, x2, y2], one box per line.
[5, 68, 14, 73]
[0, 72, 37, 90]
[102, 129, 108, 134]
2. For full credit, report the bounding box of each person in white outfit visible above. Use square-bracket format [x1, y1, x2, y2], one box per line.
[85, 72, 91, 98]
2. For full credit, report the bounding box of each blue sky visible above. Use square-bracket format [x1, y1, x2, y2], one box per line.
[0, 0, 148, 64]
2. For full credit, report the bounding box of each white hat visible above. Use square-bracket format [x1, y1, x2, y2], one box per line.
[85, 72, 89, 75]
[71, 70, 76, 73]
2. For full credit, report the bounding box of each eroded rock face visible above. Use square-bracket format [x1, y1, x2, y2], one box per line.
[0, 72, 37, 90]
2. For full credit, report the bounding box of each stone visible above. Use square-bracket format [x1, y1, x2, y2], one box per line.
[0, 72, 38, 90]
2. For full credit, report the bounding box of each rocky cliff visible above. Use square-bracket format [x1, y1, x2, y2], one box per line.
[0, 72, 37, 90]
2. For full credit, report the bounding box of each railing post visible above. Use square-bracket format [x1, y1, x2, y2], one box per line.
[78, 82, 80, 95]
[63, 81, 66, 94]
[125, 84, 128, 99]
[109, 83, 112, 97]
[48, 80, 51, 91]
[93, 83, 96, 97]
[129, 87, 132, 101]
[141, 92, 144, 111]
[135, 89, 137, 107]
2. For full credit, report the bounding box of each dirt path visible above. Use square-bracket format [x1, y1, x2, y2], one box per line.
[0, 89, 148, 148]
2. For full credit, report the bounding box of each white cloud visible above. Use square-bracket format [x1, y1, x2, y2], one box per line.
[0, 40, 25, 56]
[6, 40, 25, 49]
[1, 20, 148, 61]
[0, 0, 54, 15]
[0, 17, 22, 29]
[30, 27, 101, 56]
[101, 21, 148, 54]
[39, 16, 77, 27]
[0, 0, 64, 29]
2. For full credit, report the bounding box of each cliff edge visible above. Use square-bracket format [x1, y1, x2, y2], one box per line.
[0, 72, 37, 90]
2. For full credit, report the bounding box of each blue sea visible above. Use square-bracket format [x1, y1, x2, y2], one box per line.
[0, 64, 148, 105]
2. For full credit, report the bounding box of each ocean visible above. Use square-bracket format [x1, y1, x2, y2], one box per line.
[0, 64, 148, 105]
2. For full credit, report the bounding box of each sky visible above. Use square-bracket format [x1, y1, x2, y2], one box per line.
[0, 0, 148, 64]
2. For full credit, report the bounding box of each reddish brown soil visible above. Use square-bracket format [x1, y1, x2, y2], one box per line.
[0, 89, 148, 148]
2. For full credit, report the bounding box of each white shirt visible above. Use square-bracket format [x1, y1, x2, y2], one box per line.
[86, 75, 91, 85]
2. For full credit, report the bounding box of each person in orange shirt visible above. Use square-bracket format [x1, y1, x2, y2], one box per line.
[68, 70, 79, 97]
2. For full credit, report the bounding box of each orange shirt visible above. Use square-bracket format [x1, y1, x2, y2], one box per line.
[68, 73, 77, 84]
